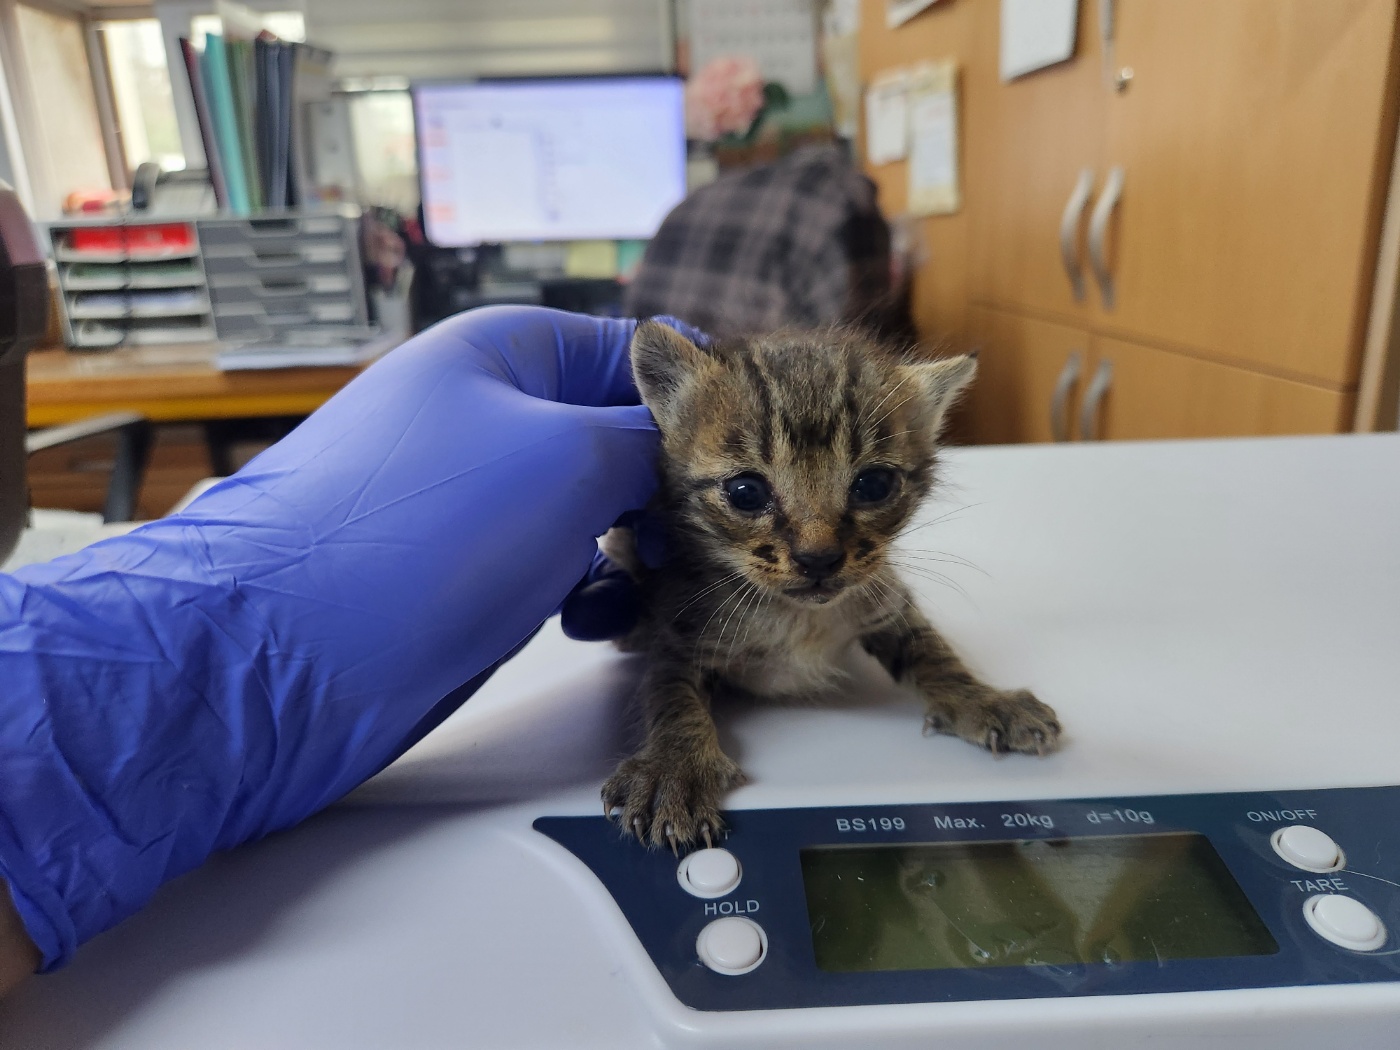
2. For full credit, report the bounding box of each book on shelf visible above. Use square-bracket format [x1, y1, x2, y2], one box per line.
[180, 31, 326, 215]
[177, 37, 228, 208]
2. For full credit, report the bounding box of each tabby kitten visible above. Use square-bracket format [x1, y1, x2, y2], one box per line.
[603, 322, 1060, 850]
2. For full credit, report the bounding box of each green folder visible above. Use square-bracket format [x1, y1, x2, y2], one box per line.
[227, 39, 263, 211]
[201, 34, 251, 215]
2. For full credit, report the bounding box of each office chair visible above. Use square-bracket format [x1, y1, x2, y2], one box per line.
[625, 143, 915, 343]
[1, 182, 151, 567]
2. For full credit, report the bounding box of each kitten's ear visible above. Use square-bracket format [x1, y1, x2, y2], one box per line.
[630, 320, 712, 422]
[902, 353, 978, 438]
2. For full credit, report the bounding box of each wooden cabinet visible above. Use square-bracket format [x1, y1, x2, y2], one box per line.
[964, 306, 1087, 443]
[964, 0, 1106, 319]
[965, 306, 1352, 443]
[1101, 0, 1399, 384]
[1089, 335, 1352, 440]
[861, 0, 1400, 442]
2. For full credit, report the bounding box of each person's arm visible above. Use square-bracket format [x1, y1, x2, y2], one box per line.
[0, 885, 38, 996]
[0, 307, 695, 983]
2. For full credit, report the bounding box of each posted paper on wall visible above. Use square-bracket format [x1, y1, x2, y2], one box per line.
[907, 62, 960, 215]
[1000, 0, 1079, 81]
[887, 0, 942, 29]
[864, 71, 908, 165]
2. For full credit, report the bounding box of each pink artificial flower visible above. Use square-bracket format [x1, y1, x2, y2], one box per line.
[685, 56, 766, 141]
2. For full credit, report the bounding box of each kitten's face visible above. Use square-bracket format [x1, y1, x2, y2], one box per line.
[631, 324, 976, 606]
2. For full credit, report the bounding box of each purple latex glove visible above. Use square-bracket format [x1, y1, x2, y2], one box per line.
[0, 306, 698, 970]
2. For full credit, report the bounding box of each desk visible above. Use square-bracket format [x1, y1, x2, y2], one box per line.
[25, 343, 367, 428]
[1, 436, 1397, 1048]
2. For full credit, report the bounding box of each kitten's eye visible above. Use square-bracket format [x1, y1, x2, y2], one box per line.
[850, 467, 897, 505]
[723, 473, 772, 513]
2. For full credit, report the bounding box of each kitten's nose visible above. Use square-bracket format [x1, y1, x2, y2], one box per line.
[792, 547, 846, 580]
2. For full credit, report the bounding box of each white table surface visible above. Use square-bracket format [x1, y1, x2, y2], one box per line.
[1, 434, 1398, 1049]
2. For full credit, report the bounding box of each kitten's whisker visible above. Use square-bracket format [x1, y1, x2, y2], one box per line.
[865, 575, 914, 641]
[695, 581, 749, 658]
[672, 569, 746, 621]
[892, 549, 990, 578]
[726, 583, 765, 664]
[864, 388, 923, 437]
[716, 585, 761, 666]
[735, 584, 770, 658]
[855, 371, 914, 431]
[714, 582, 753, 637]
[899, 502, 986, 536]
[888, 561, 976, 605]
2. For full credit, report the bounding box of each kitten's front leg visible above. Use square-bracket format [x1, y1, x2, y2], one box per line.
[602, 659, 745, 851]
[861, 598, 1061, 755]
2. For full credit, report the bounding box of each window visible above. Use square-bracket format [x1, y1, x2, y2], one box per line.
[12, 2, 111, 214]
[100, 19, 185, 174]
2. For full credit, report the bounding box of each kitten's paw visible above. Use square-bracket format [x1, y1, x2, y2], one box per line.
[602, 750, 746, 852]
[925, 688, 1061, 756]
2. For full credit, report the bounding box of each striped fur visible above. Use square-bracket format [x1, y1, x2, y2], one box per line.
[603, 324, 1060, 850]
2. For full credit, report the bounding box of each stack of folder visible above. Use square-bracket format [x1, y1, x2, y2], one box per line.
[179, 31, 319, 215]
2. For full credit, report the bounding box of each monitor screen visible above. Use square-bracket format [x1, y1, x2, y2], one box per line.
[414, 76, 687, 246]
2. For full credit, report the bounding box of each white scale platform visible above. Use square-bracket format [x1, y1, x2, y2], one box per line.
[1, 434, 1397, 1048]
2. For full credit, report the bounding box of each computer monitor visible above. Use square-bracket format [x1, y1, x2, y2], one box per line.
[414, 76, 687, 247]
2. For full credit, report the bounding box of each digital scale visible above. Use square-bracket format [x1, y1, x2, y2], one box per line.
[538, 787, 1400, 1012]
[1, 435, 1398, 1049]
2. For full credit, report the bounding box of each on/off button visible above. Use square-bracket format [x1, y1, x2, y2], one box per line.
[1271, 825, 1344, 872]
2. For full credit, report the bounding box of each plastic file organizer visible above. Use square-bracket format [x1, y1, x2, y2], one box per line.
[48, 208, 368, 349]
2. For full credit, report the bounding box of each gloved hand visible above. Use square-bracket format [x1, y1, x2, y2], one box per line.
[0, 306, 696, 971]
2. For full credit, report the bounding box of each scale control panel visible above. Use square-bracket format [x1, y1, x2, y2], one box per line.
[535, 786, 1400, 1011]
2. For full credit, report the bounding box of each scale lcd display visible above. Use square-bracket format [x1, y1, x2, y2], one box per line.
[801, 833, 1278, 973]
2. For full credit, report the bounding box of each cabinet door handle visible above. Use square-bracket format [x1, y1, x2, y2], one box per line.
[1078, 359, 1114, 440]
[1088, 165, 1125, 309]
[1050, 351, 1082, 442]
[1059, 169, 1095, 302]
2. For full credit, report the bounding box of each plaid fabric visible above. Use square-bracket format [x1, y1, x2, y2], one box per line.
[625, 144, 905, 339]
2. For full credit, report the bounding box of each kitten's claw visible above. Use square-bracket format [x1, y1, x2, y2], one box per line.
[701, 824, 713, 849]
[924, 688, 1061, 757]
[602, 750, 743, 851]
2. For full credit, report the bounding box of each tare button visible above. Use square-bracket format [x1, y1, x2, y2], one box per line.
[1303, 894, 1387, 952]
[1272, 825, 1344, 873]
[678, 848, 742, 899]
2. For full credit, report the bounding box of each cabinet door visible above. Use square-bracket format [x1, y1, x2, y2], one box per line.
[1087, 335, 1351, 440]
[963, 305, 1090, 444]
[1102, 0, 1400, 384]
[965, 0, 1107, 319]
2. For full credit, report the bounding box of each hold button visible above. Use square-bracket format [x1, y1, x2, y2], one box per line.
[697, 916, 767, 975]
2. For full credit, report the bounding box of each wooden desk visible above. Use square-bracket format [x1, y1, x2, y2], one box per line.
[25, 343, 367, 428]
